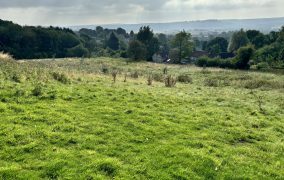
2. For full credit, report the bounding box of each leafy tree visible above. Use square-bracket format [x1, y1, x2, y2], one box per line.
[206, 37, 228, 56]
[235, 45, 255, 69]
[79, 28, 97, 37]
[171, 30, 193, 63]
[169, 49, 180, 63]
[158, 33, 170, 59]
[107, 32, 119, 50]
[67, 44, 89, 57]
[228, 29, 249, 52]
[246, 30, 261, 42]
[116, 28, 127, 37]
[129, 30, 135, 40]
[246, 30, 268, 49]
[137, 26, 159, 60]
[0, 19, 89, 59]
[127, 40, 147, 60]
[137, 26, 154, 44]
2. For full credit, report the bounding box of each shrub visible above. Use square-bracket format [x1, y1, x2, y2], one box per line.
[32, 84, 43, 96]
[169, 49, 180, 64]
[152, 73, 164, 82]
[52, 72, 70, 84]
[163, 67, 168, 75]
[11, 73, 23, 83]
[256, 62, 270, 70]
[130, 71, 139, 79]
[219, 58, 236, 69]
[204, 78, 219, 87]
[101, 65, 109, 74]
[177, 74, 193, 84]
[112, 70, 118, 83]
[98, 162, 117, 177]
[66, 44, 89, 58]
[0, 52, 13, 61]
[196, 56, 235, 69]
[127, 40, 147, 60]
[235, 45, 255, 69]
[165, 75, 177, 87]
[147, 75, 153, 86]
[123, 73, 128, 82]
[15, 89, 26, 97]
[195, 56, 209, 67]
[242, 79, 284, 90]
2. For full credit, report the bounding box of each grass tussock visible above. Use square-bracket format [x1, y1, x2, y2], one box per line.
[0, 52, 13, 61]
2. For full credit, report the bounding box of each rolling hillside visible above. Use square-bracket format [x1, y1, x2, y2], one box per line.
[0, 57, 283, 179]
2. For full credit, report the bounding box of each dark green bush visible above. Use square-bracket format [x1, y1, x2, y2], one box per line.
[177, 74, 193, 84]
[195, 56, 209, 67]
[196, 56, 235, 69]
[235, 45, 255, 69]
[98, 162, 117, 177]
[256, 62, 270, 70]
[101, 65, 109, 74]
[52, 72, 70, 84]
[32, 84, 43, 96]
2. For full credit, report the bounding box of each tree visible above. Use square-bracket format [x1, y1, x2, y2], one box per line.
[246, 30, 267, 49]
[127, 40, 147, 60]
[116, 28, 127, 37]
[206, 37, 228, 56]
[169, 49, 180, 64]
[228, 29, 249, 52]
[171, 30, 193, 63]
[107, 32, 119, 50]
[67, 44, 89, 57]
[235, 45, 255, 69]
[137, 26, 159, 60]
[129, 30, 135, 40]
[137, 26, 154, 44]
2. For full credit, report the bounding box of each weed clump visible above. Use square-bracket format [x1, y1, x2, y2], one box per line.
[165, 75, 177, 87]
[147, 74, 153, 86]
[241, 78, 283, 90]
[204, 78, 219, 87]
[163, 67, 168, 74]
[130, 71, 139, 79]
[0, 52, 13, 61]
[152, 73, 164, 82]
[101, 65, 109, 74]
[52, 72, 70, 84]
[11, 73, 24, 83]
[98, 162, 117, 177]
[177, 74, 193, 84]
[15, 89, 26, 97]
[32, 84, 43, 96]
[112, 70, 118, 83]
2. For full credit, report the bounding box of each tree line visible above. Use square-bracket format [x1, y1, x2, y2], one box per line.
[0, 19, 283, 69]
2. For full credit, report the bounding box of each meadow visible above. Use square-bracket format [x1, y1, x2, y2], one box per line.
[0, 56, 283, 179]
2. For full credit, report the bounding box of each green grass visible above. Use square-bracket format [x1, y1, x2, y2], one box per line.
[0, 57, 284, 179]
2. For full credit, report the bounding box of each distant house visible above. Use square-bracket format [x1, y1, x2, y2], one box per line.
[219, 52, 235, 59]
[190, 51, 209, 61]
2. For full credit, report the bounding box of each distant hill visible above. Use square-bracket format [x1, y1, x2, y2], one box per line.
[69, 17, 284, 34]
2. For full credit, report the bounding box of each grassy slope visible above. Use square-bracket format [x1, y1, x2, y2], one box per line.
[0, 58, 283, 179]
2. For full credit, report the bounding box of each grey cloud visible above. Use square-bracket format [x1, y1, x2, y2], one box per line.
[0, 0, 283, 26]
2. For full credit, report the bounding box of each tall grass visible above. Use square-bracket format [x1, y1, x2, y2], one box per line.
[0, 52, 13, 61]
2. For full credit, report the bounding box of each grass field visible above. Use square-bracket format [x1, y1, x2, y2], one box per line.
[0, 57, 284, 179]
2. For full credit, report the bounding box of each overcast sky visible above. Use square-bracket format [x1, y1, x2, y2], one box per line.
[0, 0, 284, 26]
